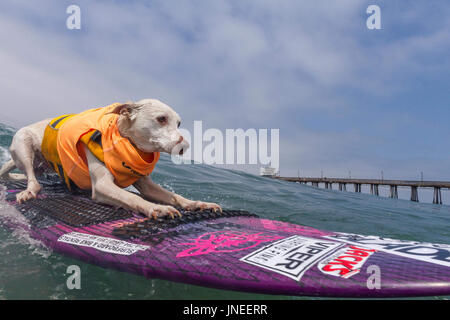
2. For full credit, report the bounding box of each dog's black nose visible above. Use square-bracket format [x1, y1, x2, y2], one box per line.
[179, 148, 184, 156]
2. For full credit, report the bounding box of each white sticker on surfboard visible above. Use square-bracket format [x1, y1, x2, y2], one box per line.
[240, 235, 344, 281]
[324, 233, 450, 268]
[58, 232, 149, 255]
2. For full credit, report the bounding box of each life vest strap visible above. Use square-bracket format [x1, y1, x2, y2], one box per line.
[41, 114, 78, 191]
[80, 130, 105, 163]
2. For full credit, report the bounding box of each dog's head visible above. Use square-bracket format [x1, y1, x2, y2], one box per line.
[114, 99, 189, 156]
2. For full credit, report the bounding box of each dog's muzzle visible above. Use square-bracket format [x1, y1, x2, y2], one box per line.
[172, 136, 189, 156]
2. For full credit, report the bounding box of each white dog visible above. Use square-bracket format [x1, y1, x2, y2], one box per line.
[0, 99, 221, 219]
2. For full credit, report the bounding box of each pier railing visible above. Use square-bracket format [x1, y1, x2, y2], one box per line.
[272, 177, 450, 204]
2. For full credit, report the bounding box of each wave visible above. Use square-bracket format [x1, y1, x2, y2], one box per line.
[0, 196, 52, 259]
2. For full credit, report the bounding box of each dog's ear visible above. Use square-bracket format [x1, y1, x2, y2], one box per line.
[109, 102, 140, 120]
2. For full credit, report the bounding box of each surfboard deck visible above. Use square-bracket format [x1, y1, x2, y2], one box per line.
[1, 176, 450, 298]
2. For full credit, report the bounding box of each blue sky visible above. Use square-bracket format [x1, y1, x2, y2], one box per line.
[0, 0, 449, 180]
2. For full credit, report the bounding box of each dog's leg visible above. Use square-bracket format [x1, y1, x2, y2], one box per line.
[84, 145, 181, 219]
[8, 173, 27, 180]
[9, 128, 42, 203]
[0, 159, 26, 180]
[0, 159, 16, 178]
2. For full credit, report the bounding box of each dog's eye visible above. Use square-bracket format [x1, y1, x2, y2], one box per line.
[177, 121, 181, 128]
[157, 116, 168, 125]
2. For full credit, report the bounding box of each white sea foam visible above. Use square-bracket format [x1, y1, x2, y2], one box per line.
[0, 144, 51, 258]
[0, 145, 10, 165]
[0, 192, 52, 259]
[11, 226, 52, 259]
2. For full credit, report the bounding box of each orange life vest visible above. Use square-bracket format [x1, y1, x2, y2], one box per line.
[41, 103, 160, 190]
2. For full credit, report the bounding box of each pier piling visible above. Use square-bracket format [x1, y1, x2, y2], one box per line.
[390, 185, 398, 199]
[370, 184, 380, 196]
[433, 187, 442, 205]
[410, 186, 419, 202]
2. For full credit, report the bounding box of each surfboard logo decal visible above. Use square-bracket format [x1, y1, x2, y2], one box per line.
[324, 233, 450, 268]
[240, 235, 344, 281]
[58, 232, 150, 255]
[176, 231, 283, 258]
[317, 245, 377, 278]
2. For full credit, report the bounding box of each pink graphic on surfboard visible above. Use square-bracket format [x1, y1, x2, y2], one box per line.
[176, 230, 283, 258]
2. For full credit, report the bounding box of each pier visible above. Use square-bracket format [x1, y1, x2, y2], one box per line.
[273, 177, 450, 205]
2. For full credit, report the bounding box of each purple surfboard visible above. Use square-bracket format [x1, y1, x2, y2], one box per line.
[1, 177, 450, 298]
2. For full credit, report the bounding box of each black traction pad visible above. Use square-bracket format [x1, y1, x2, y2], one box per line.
[2, 176, 132, 227]
[2, 176, 73, 199]
[15, 195, 134, 227]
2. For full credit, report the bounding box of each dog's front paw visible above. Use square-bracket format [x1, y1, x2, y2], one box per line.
[16, 189, 38, 203]
[143, 204, 181, 220]
[15, 182, 41, 204]
[183, 201, 222, 213]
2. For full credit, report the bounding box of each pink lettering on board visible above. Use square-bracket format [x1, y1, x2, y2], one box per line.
[176, 230, 283, 258]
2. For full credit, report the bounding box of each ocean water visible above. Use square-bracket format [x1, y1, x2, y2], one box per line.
[0, 123, 449, 300]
